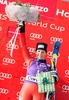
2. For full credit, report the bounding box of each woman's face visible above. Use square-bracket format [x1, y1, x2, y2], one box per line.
[36, 49, 46, 60]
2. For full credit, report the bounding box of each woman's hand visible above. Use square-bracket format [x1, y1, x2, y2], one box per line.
[51, 70, 58, 81]
[18, 21, 25, 33]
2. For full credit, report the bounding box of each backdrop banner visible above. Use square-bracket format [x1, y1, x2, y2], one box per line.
[0, 0, 69, 100]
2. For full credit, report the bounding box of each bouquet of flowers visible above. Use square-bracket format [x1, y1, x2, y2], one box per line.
[5, 2, 40, 57]
[5, 2, 40, 22]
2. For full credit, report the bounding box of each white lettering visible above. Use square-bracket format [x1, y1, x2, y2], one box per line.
[0, 14, 7, 20]
[28, 22, 48, 28]
[56, 9, 64, 16]
[65, 12, 69, 18]
[0, 0, 11, 5]
[56, 9, 69, 18]
[16, 92, 20, 99]
[32, 5, 48, 13]
[50, 24, 65, 32]
[44, 7, 48, 12]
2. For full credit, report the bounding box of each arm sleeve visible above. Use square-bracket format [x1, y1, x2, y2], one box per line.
[19, 33, 34, 66]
